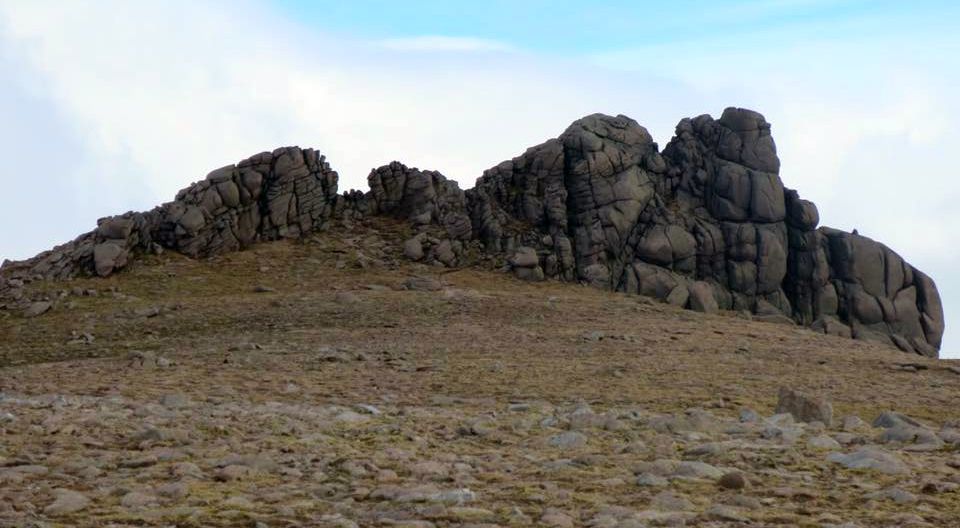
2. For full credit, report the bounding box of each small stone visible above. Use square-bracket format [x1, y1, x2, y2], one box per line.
[447, 506, 495, 522]
[120, 491, 157, 509]
[865, 487, 917, 504]
[706, 504, 749, 522]
[215, 464, 250, 482]
[335, 410, 369, 424]
[160, 393, 190, 409]
[636, 473, 669, 487]
[718, 471, 747, 490]
[157, 482, 189, 500]
[651, 491, 694, 511]
[376, 469, 399, 482]
[253, 285, 276, 293]
[510, 246, 540, 268]
[674, 460, 723, 480]
[548, 431, 587, 449]
[431, 488, 476, 505]
[808, 434, 841, 450]
[354, 404, 382, 415]
[540, 510, 575, 528]
[334, 291, 360, 304]
[842, 415, 868, 431]
[827, 447, 909, 475]
[739, 408, 761, 423]
[222, 495, 255, 509]
[44, 489, 90, 515]
[403, 276, 442, 291]
[23, 301, 52, 318]
[403, 238, 424, 260]
[171, 461, 204, 479]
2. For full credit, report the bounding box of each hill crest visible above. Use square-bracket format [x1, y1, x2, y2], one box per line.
[0, 108, 945, 357]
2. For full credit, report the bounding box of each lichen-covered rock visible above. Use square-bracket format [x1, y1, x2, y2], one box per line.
[1, 108, 944, 356]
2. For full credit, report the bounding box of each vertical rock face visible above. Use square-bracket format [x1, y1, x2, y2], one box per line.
[463, 108, 944, 356]
[0, 108, 945, 356]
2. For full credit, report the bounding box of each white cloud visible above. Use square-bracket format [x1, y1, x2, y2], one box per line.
[376, 35, 514, 53]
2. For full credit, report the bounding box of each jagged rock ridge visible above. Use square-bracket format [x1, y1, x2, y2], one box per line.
[0, 108, 945, 357]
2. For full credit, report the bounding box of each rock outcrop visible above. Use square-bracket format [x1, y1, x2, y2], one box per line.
[0, 108, 945, 356]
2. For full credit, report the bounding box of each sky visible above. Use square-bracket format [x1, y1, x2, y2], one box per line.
[0, 0, 957, 356]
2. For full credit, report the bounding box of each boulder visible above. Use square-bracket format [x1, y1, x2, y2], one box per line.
[775, 387, 833, 426]
[402, 237, 424, 261]
[688, 282, 719, 314]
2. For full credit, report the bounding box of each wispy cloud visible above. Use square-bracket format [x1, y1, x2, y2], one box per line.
[376, 35, 514, 53]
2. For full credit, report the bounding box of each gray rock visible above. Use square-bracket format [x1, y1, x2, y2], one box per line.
[808, 434, 841, 450]
[674, 460, 724, 480]
[636, 473, 669, 487]
[510, 246, 540, 268]
[651, 491, 694, 511]
[44, 489, 90, 516]
[548, 431, 587, 449]
[705, 504, 750, 523]
[23, 301, 52, 318]
[688, 281, 719, 314]
[160, 393, 190, 409]
[865, 487, 917, 504]
[93, 241, 127, 277]
[515, 265, 545, 282]
[403, 276, 442, 291]
[827, 447, 910, 475]
[403, 237, 424, 260]
[433, 239, 456, 266]
[775, 387, 833, 426]
[120, 491, 158, 509]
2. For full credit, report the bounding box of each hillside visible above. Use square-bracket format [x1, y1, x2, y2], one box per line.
[0, 218, 959, 527]
[1, 108, 945, 358]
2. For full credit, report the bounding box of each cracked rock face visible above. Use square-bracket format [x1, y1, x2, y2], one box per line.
[0, 108, 945, 357]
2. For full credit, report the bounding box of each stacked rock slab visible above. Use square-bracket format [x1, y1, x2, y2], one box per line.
[0, 108, 945, 357]
[462, 108, 943, 356]
[1, 147, 339, 280]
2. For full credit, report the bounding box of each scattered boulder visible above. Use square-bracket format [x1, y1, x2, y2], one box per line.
[717, 471, 747, 490]
[548, 431, 587, 449]
[44, 489, 90, 516]
[775, 387, 833, 426]
[688, 281, 719, 314]
[23, 301, 52, 318]
[402, 237, 424, 261]
[403, 277, 442, 292]
[827, 447, 910, 475]
[873, 411, 942, 447]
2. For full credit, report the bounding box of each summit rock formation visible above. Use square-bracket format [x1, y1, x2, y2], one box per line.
[0, 108, 945, 357]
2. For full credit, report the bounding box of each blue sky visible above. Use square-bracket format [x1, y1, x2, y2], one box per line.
[276, 0, 955, 53]
[0, 0, 957, 356]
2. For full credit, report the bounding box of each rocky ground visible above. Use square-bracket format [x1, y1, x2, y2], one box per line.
[0, 219, 959, 527]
